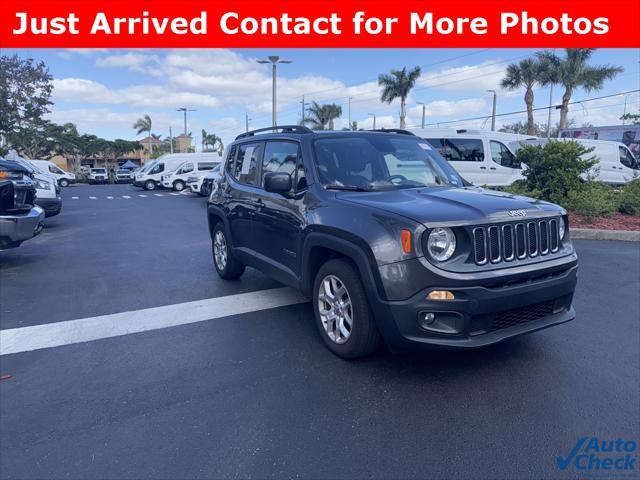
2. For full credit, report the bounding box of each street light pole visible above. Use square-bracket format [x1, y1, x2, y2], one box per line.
[368, 113, 376, 130]
[417, 102, 426, 129]
[245, 112, 251, 132]
[348, 96, 353, 130]
[257, 56, 292, 128]
[487, 90, 497, 131]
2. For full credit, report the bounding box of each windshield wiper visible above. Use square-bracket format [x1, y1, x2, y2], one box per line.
[325, 184, 374, 192]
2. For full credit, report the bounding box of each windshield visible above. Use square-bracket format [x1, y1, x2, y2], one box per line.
[138, 160, 157, 174]
[92, 169, 106, 174]
[313, 135, 463, 190]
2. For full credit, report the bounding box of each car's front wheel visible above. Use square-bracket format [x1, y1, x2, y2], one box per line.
[144, 180, 156, 191]
[212, 222, 245, 280]
[173, 180, 185, 192]
[59, 179, 69, 188]
[313, 259, 382, 359]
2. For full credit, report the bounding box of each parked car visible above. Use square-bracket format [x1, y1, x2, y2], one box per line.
[88, 168, 108, 184]
[412, 128, 531, 186]
[134, 153, 221, 191]
[161, 159, 219, 191]
[207, 126, 578, 359]
[6, 153, 62, 217]
[116, 169, 133, 183]
[0, 158, 45, 249]
[511, 137, 640, 185]
[27, 159, 76, 187]
[189, 163, 223, 196]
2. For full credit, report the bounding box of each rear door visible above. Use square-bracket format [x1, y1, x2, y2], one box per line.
[222, 142, 263, 252]
[488, 140, 524, 185]
[428, 137, 487, 185]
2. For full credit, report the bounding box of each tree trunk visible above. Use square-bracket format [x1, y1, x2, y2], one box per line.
[399, 98, 406, 129]
[525, 88, 535, 135]
[559, 88, 572, 129]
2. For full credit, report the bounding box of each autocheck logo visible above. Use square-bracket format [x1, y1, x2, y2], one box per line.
[557, 437, 638, 473]
[507, 209, 527, 217]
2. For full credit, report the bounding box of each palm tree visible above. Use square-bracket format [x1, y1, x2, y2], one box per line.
[201, 130, 223, 154]
[304, 102, 343, 130]
[133, 114, 153, 152]
[536, 49, 623, 129]
[500, 58, 547, 135]
[378, 66, 422, 129]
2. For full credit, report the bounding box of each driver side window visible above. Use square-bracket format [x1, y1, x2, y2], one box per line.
[490, 141, 518, 168]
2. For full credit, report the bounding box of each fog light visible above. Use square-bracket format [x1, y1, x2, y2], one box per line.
[422, 312, 436, 324]
[427, 290, 455, 301]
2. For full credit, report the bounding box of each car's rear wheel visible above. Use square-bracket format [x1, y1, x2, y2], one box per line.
[212, 223, 245, 280]
[144, 180, 156, 191]
[313, 259, 382, 359]
[173, 180, 185, 192]
[59, 179, 69, 188]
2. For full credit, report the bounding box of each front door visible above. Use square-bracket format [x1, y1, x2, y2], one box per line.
[251, 140, 307, 276]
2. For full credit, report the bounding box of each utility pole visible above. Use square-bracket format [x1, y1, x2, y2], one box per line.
[245, 112, 251, 132]
[301, 95, 309, 126]
[417, 102, 426, 129]
[368, 113, 376, 130]
[622, 94, 630, 124]
[169, 127, 174, 154]
[176, 107, 196, 136]
[487, 90, 497, 131]
[257, 56, 292, 127]
[348, 96, 353, 130]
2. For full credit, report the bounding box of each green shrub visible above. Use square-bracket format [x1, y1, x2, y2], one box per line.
[565, 183, 617, 222]
[618, 179, 640, 215]
[501, 180, 543, 200]
[516, 140, 597, 205]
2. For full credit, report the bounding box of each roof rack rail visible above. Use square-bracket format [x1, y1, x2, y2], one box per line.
[235, 125, 312, 140]
[368, 128, 416, 136]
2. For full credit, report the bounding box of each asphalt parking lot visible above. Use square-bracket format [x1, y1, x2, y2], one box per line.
[1, 183, 639, 479]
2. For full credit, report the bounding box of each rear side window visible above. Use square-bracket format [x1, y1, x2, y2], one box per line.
[490, 140, 518, 168]
[231, 143, 261, 185]
[197, 162, 216, 171]
[445, 138, 484, 162]
[619, 146, 638, 169]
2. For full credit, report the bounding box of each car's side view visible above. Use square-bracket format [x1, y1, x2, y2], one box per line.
[207, 126, 578, 359]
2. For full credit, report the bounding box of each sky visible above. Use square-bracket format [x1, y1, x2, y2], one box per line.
[2, 47, 639, 149]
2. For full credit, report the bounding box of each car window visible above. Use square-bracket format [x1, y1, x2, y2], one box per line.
[180, 162, 194, 174]
[444, 138, 484, 162]
[490, 140, 519, 168]
[262, 141, 298, 186]
[232, 143, 261, 185]
[149, 163, 164, 174]
[197, 162, 216, 171]
[619, 146, 638, 169]
[313, 135, 462, 190]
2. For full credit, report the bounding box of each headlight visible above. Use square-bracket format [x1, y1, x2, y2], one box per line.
[559, 217, 567, 240]
[35, 179, 52, 190]
[427, 227, 457, 262]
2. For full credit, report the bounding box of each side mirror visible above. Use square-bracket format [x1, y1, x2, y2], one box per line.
[264, 172, 292, 195]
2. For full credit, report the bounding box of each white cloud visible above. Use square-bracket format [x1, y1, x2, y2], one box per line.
[418, 60, 507, 92]
[95, 53, 160, 74]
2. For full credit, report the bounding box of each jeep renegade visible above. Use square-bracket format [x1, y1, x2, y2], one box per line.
[207, 127, 578, 358]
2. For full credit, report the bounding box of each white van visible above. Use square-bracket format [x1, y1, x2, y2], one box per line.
[411, 128, 532, 186]
[27, 160, 76, 187]
[512, 138, 639, 185]
[133, 153, 221, 190]
[161, 159, 219, 191]
[5, 152, 62, 217]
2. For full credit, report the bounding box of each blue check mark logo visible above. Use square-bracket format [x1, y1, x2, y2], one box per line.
[557, 437, 588, 470]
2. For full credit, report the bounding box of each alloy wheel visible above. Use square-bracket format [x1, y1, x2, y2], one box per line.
[317, 274, 353, 344]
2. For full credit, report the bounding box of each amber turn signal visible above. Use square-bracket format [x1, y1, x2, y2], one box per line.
[401, 230, 412, 254]
[427, 290, 455, 301]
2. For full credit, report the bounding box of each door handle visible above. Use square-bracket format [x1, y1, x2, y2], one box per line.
[490, 167, 496, 170]
[479, 166, 487, 170]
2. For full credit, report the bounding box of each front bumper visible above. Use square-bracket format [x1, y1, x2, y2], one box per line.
[188, 182, 201, 193]
[35, 197, 62, 218]
[0, 206, 45, 248]
[373, 258, 578, 351]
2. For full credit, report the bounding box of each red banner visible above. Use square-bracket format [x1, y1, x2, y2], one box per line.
[1, 0, 638, 48]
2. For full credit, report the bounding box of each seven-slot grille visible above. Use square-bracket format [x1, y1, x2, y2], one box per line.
[472, 218, 561, 265]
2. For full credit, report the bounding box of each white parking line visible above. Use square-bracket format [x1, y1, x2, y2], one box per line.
[170, 193, 180, 196]
[72, 196, 79, 200]
[106, 196, 114, 199]
[138, 194, 147, 197]
[89, 196, 97, 199]
[153, 193, 164, 197]
[122, 195, 131, 199]
[0, 288, 307, 355]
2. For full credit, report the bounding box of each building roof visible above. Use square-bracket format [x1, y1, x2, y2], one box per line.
[138, 136, 166, 145]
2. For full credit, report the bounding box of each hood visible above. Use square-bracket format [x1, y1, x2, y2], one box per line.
[337, 186, 563, 227]
[0, 159, 30, 175]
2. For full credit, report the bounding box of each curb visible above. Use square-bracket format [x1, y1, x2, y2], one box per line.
[571, 228, 640, 242]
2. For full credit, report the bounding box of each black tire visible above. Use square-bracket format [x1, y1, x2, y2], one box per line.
[144, 180, 156, 191]
[173, 180, 185, 192]
[212, 222, 245, 280]
[59, 179, 69, 188]
[313, 259, 382, 359]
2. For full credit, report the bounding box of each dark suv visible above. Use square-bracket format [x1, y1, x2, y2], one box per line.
[207, 127, 578, 358]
